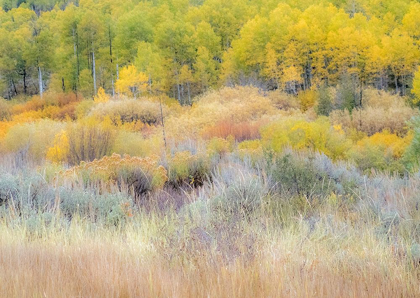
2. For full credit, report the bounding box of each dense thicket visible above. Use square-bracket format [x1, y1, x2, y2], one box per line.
[2, 0, 420, 104]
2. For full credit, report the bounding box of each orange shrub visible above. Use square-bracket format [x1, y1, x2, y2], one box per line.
[11, 97, 46, 115]
[46, 92, 81, 107]
[10, 93, 81, 120]
[201, 119, 263, 142]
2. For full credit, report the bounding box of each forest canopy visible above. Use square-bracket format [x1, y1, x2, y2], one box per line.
[1, 0, 420, 104]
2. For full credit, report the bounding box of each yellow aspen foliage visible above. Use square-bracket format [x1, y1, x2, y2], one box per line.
[46, 131, 70, 163]
[264, 43, 281, 89]
[115, 65, 149, 97]
[94, 87, 110, 103]
[298, 90, 317, 111]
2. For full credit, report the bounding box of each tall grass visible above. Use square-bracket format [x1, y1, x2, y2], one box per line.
[1, 153, 420, 297]
[1, 213, 419, 297]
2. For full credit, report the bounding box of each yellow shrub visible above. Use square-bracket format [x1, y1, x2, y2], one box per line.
[61, 153, 167, 193]
[113, 131, 163, 157]
[237, 139, 263, 160]
[356, 131, 412, 159]
[298, 90, 317, 112]
[46, 131, 70, 163]
[207, 137, 233, 157]
[261, 117, 351, 160]
[348, 131, 411, 173]
[168, 151, 210, 187]
[94, 87, 110, 103]
[2, 120, 65, 162]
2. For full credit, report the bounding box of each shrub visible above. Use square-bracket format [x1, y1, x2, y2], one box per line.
[350, 131, 411, 173]
[201, 119, 262, 142]
[166, 87, 276, 139]
[330, 89, 418, 136]
[75, 100, 95, 119]
[268, 151, 361, 202]
[46, 131, 70, 163]
[2, 120, 65, 163]
[210, 166, 267, 219]
[11, 96, 46, 115]
[266, 91, 300, 110]
[167, 151, 210, 187]
[403, 117, 420, 171]
[59, 189, 132, 225]
[269, 153, 334, 200]
[0, 98, 11, 121]
[0, 173, 19, 206]
[316, 86, 333, 116]
[335, 74, 359, 111]
[45, 92, 81, 107]
[112, 131, 163, 158]
[65, 117, 116, 165]
[236, 140, 264, 162]
[207, 137, 233, 158]
[261, 117, 351, 160]
[298, 90, 317, 112]
[0, 171, 55, 213]
[60, 153, 167, 196]
[90, 98, 162, 127]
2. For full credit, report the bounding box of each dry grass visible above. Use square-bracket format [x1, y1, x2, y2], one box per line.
[0, 216, 419, 298]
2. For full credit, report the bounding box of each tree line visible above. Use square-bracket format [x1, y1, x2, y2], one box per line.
[1, 0, 420, 105]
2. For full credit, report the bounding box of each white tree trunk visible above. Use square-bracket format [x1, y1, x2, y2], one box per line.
[92, 50, 97, 95]
[38, 66, 43, 98]
[112, 78, 115, 97]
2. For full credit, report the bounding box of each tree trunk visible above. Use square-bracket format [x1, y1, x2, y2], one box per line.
[175, 68, 181, 103]
[116, 63, 119, 98]
[159, 96, 167, 151]
[187, 81, 191, 105]
[395, 75, 399, 95]
[109, 26, 114, 97]
[38, 66, 43, 98]
[177, 83, 181, 104]
[73, 27, 80, 87]
[92, 49, 97, 95]
[23, 68, 27, 95]
[11, 79, 17, 96]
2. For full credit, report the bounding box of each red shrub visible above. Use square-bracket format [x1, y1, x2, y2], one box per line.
[201, 119, 263, 142]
